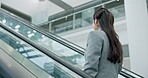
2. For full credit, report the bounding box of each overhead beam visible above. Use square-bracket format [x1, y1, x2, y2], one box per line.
[48, 0, 114, 21]
[49, 0, 73, 10]
[1, 3, 32, 22]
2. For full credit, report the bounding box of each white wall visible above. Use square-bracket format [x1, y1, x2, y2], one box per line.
[124, 0, 148, 77]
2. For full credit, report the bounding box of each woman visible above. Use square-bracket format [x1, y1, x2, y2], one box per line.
[84, 8, 123, 78]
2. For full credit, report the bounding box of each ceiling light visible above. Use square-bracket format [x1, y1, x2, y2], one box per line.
[15, 25, 20, 29]
[31, 33, 35, 36]
[33, 30, 37, 33]
[28, 34, 32, 38]
[28, 33, 35, 38]
[42, 35, 45, 37]
[2, 19, 6, 24]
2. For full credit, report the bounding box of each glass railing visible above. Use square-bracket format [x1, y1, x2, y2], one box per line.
[0, 8, 143, 78]
[0, 23, 92, 78]
[0, 9, 85, 69]
[108, 4, 125, 21]
[37, 0, 125, 33]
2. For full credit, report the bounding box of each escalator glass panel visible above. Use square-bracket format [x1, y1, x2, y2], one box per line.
[0, 27, 82, 78]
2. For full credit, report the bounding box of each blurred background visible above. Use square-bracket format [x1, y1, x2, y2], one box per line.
[0, 0, 148, 78]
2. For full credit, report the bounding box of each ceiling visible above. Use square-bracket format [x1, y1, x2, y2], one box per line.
[61, 0, 93, 7]
[0, 0, 95, 17]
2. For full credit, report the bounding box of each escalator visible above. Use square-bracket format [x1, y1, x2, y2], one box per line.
[0, 23, 91, 78]
[0, 8, 144, 78]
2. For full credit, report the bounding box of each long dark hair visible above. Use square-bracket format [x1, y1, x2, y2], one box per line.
[93, 8, 123, 63]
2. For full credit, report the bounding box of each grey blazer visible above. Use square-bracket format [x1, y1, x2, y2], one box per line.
[84, 29, 122, 78]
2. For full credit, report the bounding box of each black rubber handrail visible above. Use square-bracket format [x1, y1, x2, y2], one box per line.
[122, 67, 144, 78]
[0, 8, 143, 78]
[119, 71, 133, 78]
[0, 23, 93, 78]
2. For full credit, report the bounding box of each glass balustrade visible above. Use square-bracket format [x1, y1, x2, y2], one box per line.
[0, 26, 83, 78]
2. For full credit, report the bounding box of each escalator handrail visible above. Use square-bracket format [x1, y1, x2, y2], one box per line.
[0, 8, 85, 55]
[0, 23, 93, 78]
[122, 67, 144, 78]
[0, 8, 144, 78]
[119, 71, 134, 78]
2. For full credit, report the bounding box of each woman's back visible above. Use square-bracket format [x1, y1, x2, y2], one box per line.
[84, 30, 122, 78]
[84, 8, 123, 78]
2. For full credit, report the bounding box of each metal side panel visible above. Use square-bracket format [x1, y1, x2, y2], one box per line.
[0, 48, 37, 78]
